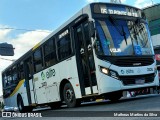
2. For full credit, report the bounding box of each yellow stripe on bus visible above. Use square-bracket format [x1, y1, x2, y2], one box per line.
[9, 79, 25, 97]
[32, 42, 41, 51]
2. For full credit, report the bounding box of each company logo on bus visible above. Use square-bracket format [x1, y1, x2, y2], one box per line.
[126, 69, 134, 74]
[120, 69, 134, 74]
[46, 68, 56, 79]
[41, 72, 45, 80]
[121, 70, 125, 74]
[41, 68, 56, 80]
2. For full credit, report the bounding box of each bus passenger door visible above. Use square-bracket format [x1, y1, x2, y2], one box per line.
[74, 22, 98, 96]
[24, 57, 36, 105]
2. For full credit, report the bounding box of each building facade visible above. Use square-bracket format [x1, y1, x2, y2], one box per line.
[143, 4, 160, 47]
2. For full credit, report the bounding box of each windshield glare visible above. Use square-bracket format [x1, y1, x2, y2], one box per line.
[95, 18, 154, 56]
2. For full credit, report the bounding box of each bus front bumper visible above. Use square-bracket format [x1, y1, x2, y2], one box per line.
[98, 72, 159, 94]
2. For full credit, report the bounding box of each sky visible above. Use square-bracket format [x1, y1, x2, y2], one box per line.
[0, 0, 160, 96]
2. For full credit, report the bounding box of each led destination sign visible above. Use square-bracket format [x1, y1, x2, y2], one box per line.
[101, 8, 139, 17]
[93, 4, 142, 18]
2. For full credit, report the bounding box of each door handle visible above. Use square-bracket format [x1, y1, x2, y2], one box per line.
[88, 44, 92, 51]
[80, 48, 84, 54]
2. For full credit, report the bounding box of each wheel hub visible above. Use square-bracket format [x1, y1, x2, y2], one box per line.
[66, 89, 73, 102]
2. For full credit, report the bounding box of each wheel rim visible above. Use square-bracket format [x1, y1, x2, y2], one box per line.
[65, 89, 74, 102]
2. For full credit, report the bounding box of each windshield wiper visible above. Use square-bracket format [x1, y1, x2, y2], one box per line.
[130, 19, 148, 47]
[108, 16, 128, 45]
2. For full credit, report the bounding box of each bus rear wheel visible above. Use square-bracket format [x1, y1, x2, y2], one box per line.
[17, 95, 33, 113]
[63, 83, 81, 108]
[17, 96, 26, 113]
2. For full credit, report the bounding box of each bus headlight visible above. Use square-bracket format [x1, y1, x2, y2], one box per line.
[100, 67, 109, 75]
[99, 66, 119, 79]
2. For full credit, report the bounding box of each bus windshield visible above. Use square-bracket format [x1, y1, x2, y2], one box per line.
[95, 18, 154, 56]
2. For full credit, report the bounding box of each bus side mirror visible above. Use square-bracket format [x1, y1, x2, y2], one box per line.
[89, 21, 95, 37]
[92, 38, 97, 49]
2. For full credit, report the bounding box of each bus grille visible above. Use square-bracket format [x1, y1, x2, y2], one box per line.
[119, 73, 155, 85]
[114, 57, 154, 67]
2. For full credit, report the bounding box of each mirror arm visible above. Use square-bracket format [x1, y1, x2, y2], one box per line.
[92, 30, 97, 48]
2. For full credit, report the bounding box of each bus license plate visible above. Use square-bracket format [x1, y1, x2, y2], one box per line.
[135, 78, 145, 84]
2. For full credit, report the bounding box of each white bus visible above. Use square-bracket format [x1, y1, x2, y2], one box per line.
[2, 2, 159, 112]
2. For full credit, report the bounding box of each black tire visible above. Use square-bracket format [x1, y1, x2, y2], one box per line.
[26, 106, 33, 112]
[50, 102, 61, 109]
[63, 83, 81, 108]
[17, 96, 33, 113]
[107, 91, 122, 102]
[17, 96, 26, 113]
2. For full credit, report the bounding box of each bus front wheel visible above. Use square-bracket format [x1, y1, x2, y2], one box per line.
[63, 83, 81, 108]
[107, 91, 122, 102]
[50, 102, 61, 109]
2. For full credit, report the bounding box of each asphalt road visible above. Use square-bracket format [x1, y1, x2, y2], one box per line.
[1, 94, 160, 120]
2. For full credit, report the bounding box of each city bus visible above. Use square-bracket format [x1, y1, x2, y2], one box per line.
[2, 2, 159, 112]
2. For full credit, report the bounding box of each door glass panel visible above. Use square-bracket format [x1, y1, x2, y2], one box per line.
[84, 23, 90, 46]
[83, 23, 97, 86]
[76, 26, 90, 87]
[74, 22, 98, 95]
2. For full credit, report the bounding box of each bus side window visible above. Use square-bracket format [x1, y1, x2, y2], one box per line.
[7, 69, 12, 85]
[44, 38, 57, 67]
[4, 71, 10, 87]
[12, 66, 18, 84]
[2, 73, 8, 97]
[57, 30, 72, 61]
[2, 73, 7, 88]
[84, 23, 91, 45]
[18, 63, 24, 80]
[34, 48, 43, 73]
[27, 59, 33, 79]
